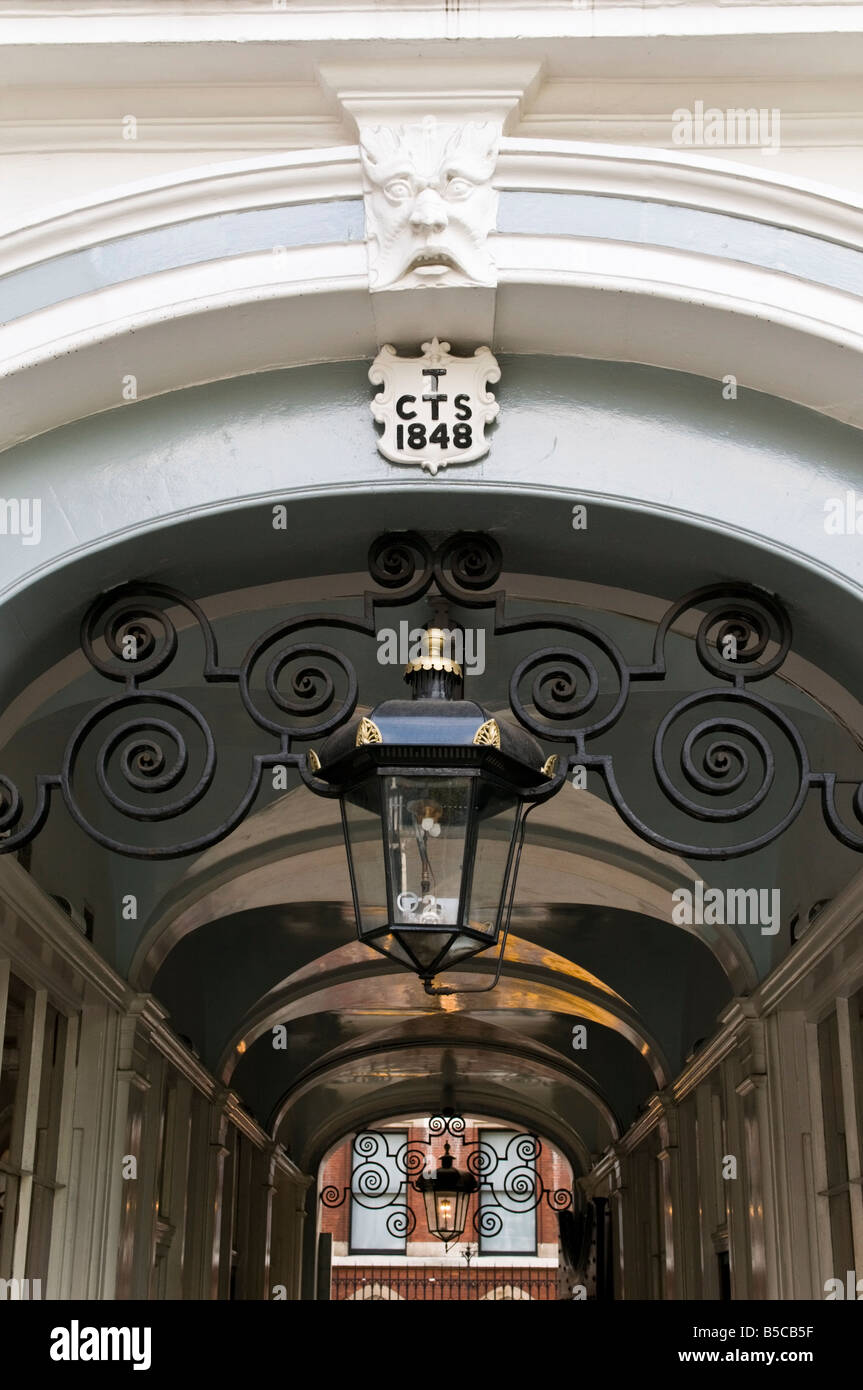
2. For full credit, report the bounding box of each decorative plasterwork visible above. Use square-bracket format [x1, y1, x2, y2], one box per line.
[6, 141, 863, 276]
[319, 62, 540, 291]
[4, 143, 863, 450]
[359, 117, 500, 291]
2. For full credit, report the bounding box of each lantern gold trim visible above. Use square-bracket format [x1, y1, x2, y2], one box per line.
[355, 717, 383, 747]
[472, 718, 501, 749]
[403, 626, 463, 678]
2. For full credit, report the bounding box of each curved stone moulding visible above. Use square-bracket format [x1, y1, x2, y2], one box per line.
[1, 140, 863, 453]
[2, 239, 863, 454]
[4, 140, 863, 275]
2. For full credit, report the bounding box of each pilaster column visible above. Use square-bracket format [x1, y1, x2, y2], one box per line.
[655, 1092, 684, 1300]
[734, 1009, 779, 1299]
[835, 996, 863, 1275]
[764, 1010, 820, 1297]
[107, 994, 162, 1299]
[608, 1147, 634, 1300]
[202, 1087, 234, 1301]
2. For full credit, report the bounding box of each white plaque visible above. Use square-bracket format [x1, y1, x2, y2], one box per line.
[369, 338, 500, 475]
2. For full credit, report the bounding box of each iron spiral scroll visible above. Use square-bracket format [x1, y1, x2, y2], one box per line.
[462, 1131, 573, 1240]
[318, 1124, 573, 1241]
[0, 531, 862, 861]
[319, 1131, 427, 1240]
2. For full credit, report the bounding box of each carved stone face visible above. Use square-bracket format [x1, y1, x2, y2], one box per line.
[359, 117, 499, 290]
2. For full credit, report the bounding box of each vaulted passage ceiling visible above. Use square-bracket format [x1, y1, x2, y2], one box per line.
[5, 481, 863, 1181]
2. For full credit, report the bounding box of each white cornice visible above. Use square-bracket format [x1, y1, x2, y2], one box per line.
[3, 115, 862, 163]
[755, 870, 863, 1019]
[5, 5, 863, 50]
[518, 115, 863, 150]
[0, 117, 348, 155]
[317, 59, 543, 132]
[0, 854, 133, 1011]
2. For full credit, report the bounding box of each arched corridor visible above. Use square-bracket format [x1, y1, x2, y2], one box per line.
[1, 6, 862, 1373]
[1, 503, 862, 1307]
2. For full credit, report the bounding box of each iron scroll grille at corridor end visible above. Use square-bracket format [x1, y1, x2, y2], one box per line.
[319, 1114, 573, 1245]
[1, 528, 863, 865]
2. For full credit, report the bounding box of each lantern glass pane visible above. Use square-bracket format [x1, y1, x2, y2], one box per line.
[393, 929, 458, 975]
[342, 781, 388, 936]
[435, 1189, 457, 1239]
[467, 790, 520, 936]
[383, 776, 471, 929]
[432, 931, 493, 970]
[421, 1186, 470, 1243]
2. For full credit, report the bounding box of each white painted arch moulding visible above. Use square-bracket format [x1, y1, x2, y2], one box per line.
[4, 141, 863, 273]
[3, 143, 863, 450]
[3, 235, 863, 453]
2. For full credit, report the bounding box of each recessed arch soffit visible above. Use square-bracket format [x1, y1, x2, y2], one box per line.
[137, 782, 753, 992]
[150, 909, 720, 1109]
[270, 1032, 621, 1175]
[1, 361, 863, 681]
[269, 1014, 622, 1137]
[224, 979, 655, 1146]
[213, 934, 670, 1085]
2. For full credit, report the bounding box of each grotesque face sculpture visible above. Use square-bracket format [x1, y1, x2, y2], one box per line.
[359, 117, 499, 291]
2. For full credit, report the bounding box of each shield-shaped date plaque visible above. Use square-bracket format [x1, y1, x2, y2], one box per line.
[369, 338, 500, 475]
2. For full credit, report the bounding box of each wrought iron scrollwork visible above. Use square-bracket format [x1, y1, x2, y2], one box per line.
[1, 532, 863, 861]
[427, 1111, 467, 1139]
[319, 1123, 573, 1241]
[463, 1131, 573, 1238]
[493, 576, 863, 859]
[319, 1130, 424, 1240]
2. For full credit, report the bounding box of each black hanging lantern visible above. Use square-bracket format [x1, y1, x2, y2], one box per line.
[313, 620, 555, 983]
[414, 1142, 478, 1247]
